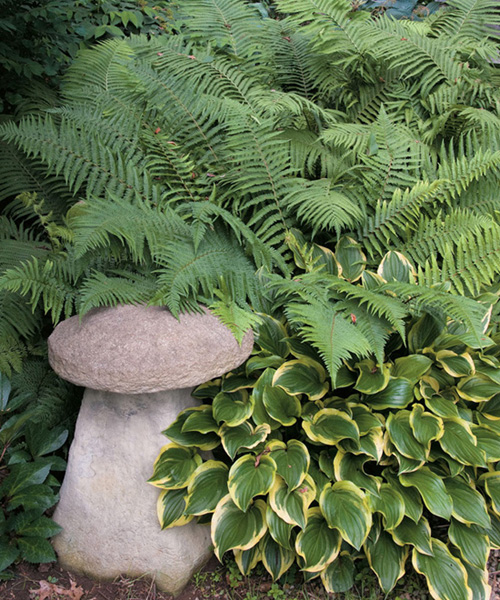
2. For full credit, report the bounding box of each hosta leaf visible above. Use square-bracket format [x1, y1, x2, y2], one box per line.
[368, 484, 405, 530]
[349, 403, 383, 434]
[266, 505, 294, 550]
[251, 369, 281, 430]
[334, 451, 381, 496]
[246, 355, 285, 375]
[228, 454, 276, 512]
[219, 422, 270, 460]
[409, 404, 443, 447]
[368, 378, 414, 410]
[268, 475, 316, 529]
[424, 394, 460, 419]
[213, 391, 254, 427]
[262, 385, 302, 426]
[319, 481, 371, 550]
[486, 512, 500, 549]
[17, 536, 56, 564]
[336, 236, 366, 282]
[272, 357, 329, 401]
[255, 314, 289, 357]
[354, 360, 390, 394]
[365, 530, 407, 593]
[221, 376, 255, 393]
[234, 544, 261, 576]
[320, 552, 354, 593]
[436, 351, 475, 378]
[269, 439, 309, 491]
[392, 355, 432, 384]
[260, 534, 295, 581]
[387, 411, 428, 461]
[444, 477, 490, 529]
[212, 495, 267, 560]
[162, 407, 220, 450]
[400, 468, 452, 519]
[391, 516, 433, 555]
[384, 471, 423, 523]
[460, 560, 491, 600]
[295, 507, 341, 572]
[412, 539, 472, 600]
[448, 520, 489, 570]
[457, 375, 500, 402]
[181, 405, 219, 434]
[148, 444, 202, 489]
[480, 472, 500, 514]
[185, 460, 229, 516]
[378, 251, 415, 283]
[439, 419, 486, 467]
[157, 488, 192, 529]
[302, 408, 359, 445]
[473, 426, 500, 461]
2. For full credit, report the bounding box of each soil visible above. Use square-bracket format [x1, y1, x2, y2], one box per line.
[1, 551, 499, 600]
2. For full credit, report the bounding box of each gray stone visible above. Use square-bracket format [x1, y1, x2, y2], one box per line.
[48, 304, 254, 393]
[52, 388, 212, 596]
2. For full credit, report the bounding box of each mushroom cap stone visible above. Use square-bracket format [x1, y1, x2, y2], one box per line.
[48, 305, 254, 393]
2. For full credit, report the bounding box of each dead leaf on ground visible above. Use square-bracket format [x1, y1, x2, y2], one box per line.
[29, 579, 86, 600]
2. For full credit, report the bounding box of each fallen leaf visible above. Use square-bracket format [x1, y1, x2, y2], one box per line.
[30, 579, 84, 600]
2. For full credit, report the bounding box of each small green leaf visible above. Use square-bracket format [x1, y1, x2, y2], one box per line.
[457, 375, 500, 402]
[18, 536, 56, 564]
[234, 544, 261, 575]
[336, 237, 366, 282]
[392, 355, 432, 384]
[439, 419, 486, 467]
[0, 375, 11, 411]
[436, 351, 475, 378]
[378, 251, 415, 283]
[368, 378, 414, 410]
[480, 472, 500, 514]
[444, 477, 490, 529]
[266, 505, 294, 550]
[1, 461, 51, 498]
[296, 507, 341, 572]
[368, 484, 405, 529]
[269, 439, 309, 491]
[409, 404, 443, 448]
[269, 475, 316, 529]
[387, 411, 428, 461]
[162, 407, 220, 450]
[384, 470, 423, 523]
[263, 385, 302, 426]
[14, 515, 61, 539]
[0, 537, 19, 571]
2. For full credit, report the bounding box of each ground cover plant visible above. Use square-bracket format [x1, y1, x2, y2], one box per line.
[0, 0, 499, 596]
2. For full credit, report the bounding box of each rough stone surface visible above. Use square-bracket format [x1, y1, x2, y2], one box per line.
[48, 305, 253, 393]
[52, 388, 212, 596]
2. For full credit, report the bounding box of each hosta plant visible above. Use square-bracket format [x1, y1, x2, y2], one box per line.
[150, 251, 500, 600]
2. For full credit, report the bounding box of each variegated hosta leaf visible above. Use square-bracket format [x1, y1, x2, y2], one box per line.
[387, 411, 428, 461]
[269, 439, 309, 491]
[149, 444, 202, 489]
[157, 488, 192, 529]
[384, 471, 423, 523]
[302, 408, 359, 445]
[219, 422, 271, 459]
[430, 447, 464, 478]
[213, 390, 254, 427]
[444, 477, 491, 529]
[460, 559, 491, 600]
[391, 516, 433, 555]
[255, 314, 290, 357]
[320, 552, 355, 594]
[295, 507, 341, 573]
[448, 519, 489, 570]
[162, 407, 220, 450]
[262, 384, 302, 426]
[319, 481, 372, 550]
[272, 357, 329, 401]
[392, 355, 432, 384]
[424, 394, 460, 419]
[260, 533, 295, 581]
[334, 451, 381, 497]
[212, 495, 267, 560]
[234, 544, 261, 576]
[349, 403, 383, 435]
[486, 512, 500, 549]
[400, 468, 452, 520]
[341, 427, 385, 462]
[222, 375, 255, 393]
[228, 454, 277, 512]
[457, 375, 500, 402]
[412, 540, 472, 600]
[439, 419, 486, 467]
[269, 475, 316, 529]
[368, 484, 405, 530]
[354, 360, 390, 394]
[473, 425, 500, 461]
[436, 351, 475, 378]
[480, 472, 500, 514]
[377, 250, 415, 283]
[336, 236, 366, 282]
[184, 460, 229, 516]
[266, 504, 294, 550]
[409, 404, 444, 447]
[246, 355, 285, 375]
[251, 368, 281, 430]
[365, 530, 408, 593]
[181, 404, 218, 434]
[368, 378, 414, 410]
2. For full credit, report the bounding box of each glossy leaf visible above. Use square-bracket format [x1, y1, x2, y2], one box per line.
[368, 484, 405, 529]
[320, 552, 354, 593]
[439, 419, 486, 467]
[354, 360, 390, 394]
[295, 507, 341, 572]
[213, 391, 254, 427]
[162, 407, 220, 450]
[409, 404, 443, 447]
[391, 516, 433, 555]
[260, 533, 295, 580]
[302, 408, 359, 445]
[448, 519, 489, 570]
[157, 488, 192, 529]
[368, 378, 414, 410]
[365, 530, 407, 593]
[219, 422, 270, 460]
[480, 472, 500, 514]
[377, 251, 415, 283]
[181, 405, 219, 434]
[262, 385, 302, 426]
[392, 355, 432, 384]
[269, 475, 316, 529]
[269, 439, 309, 491]
[148, 444, 202, 489]
[185, 461, 229, 515]
[436, 351, 475, 378]
[400, 468, 452, 519]
[336, 236, 366, 282]
[266, 505, 294, 550]
[228, 454, 276, 512]
[387, 411, 427, 461]
[272, 357, 329, 401]
[384, 471, 423, 523]
[457, 375, 500, 402]
[334, 451, 381, 496]
[234, 544, 261, 576]
[444, 477, 490, 529]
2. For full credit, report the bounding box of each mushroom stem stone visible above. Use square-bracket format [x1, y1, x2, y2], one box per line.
[48, 305, 253, 596]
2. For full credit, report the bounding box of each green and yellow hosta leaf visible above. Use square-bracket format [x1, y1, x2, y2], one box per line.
[320, 552, 355, 594]
[368, 484, 405, 530]
[212, 495, 267, 560]
[424, 394, 460, 419]
[387, 411, 428, 461]
[221, 375, 255, 393]
[486, 512, 500, 549]
[234, 544, 261, 576]
[319, 481, 371, 550]
[255, 314, 290, 358]
[368, 378, 414, 410]
[266, 505, 294, 550]
[341, 427, 385, 462]
[365, 530, 408, 593]
[412, 539, 472, 600]
[269, 475, 316, 530]
[149, 444, 202, 489]
[157, 488, 192, 529]
[262, 385, 302, 426]
[400, 468, 452, 520]
[473, 426, 500, 461]
[213, 390, 254, 427]
[448, 519, 489, 570]
[260, 533, 295, 581]
[272, 357, 329, 401]
[181, 405, 219, 434]
[439, 419, 486, 467]
[354, 360, 390, 394]
[457, 375, 500, 402]
[269, 439, 309, 491]
[392, 355, 432, 384]
[163, 408, 220, 450]
[185, 460, 229, 516]
[228, 454, 277, 512]
[480, 472, 500, 514]
[436, 351, 475, 378]
[479, 395, 500, 419]
[349, 403, 383, 435]
[384, 470, 423, 523]
[378, 251, 416, 283]
[460, 560, 491, 600]
[476, 413, 500, 435]
[246, 355, 286, 375]
[391, 516, 433, 555]
[251, 369, 281, 430]
[430, 447, 464, 478]
[336, 236, 366, 282]
[444, 477, 490, 529]
[302, 408, 359, 446]
[219, 422, 271, 460]
[334, 451, 381, 497]
[295, 507, 341, 573]
[409, 404, 444, 448]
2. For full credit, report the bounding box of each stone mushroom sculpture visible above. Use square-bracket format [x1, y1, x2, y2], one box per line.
[48, 304, 254, 595]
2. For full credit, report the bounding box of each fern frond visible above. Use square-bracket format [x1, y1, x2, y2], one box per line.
[430, 0, 500, 41]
